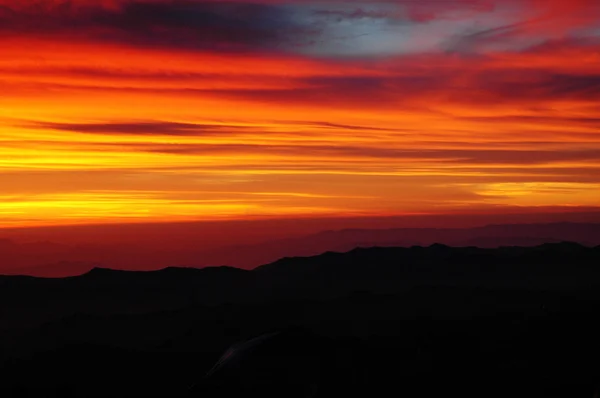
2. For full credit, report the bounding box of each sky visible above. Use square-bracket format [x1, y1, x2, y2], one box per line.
[1, 0, 600, 229]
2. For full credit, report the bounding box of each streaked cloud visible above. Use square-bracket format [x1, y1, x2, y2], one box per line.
[1, 0, 599, 227]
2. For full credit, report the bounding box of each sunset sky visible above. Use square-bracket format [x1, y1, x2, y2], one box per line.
[1, 0, 600, 228]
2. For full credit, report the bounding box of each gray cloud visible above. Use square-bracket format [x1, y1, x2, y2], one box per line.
[0, 1, 318, 53]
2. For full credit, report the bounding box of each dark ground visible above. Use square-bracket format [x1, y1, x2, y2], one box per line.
[1, 243, 599, 397]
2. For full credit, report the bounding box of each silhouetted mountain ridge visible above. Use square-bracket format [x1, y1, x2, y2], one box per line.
[82, 265, 245, 278]
[2, 242, 600, 398]
[2, 242, 598, 296]
[3, 222, 600, 276]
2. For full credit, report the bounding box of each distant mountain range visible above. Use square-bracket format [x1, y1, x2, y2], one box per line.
[1, 243, 599, 325]
[201, 222, 600, 269]
[1, 222, 600, 276]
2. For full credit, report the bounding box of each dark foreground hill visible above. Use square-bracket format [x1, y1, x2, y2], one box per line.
[1, 243, 599, 397]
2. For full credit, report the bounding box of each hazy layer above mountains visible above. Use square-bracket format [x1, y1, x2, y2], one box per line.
[1, 222, 599, 277]
[1, 242, 599, 309]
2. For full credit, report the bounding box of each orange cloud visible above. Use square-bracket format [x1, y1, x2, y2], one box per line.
[1, 1, 599, 227]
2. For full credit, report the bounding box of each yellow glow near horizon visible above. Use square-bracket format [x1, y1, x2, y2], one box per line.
[1, 30, 600, 227]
